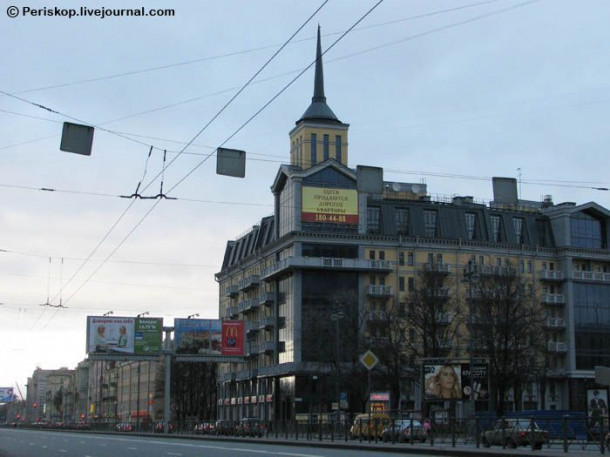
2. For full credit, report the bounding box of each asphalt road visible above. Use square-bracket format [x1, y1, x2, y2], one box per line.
[0, 429, 441, 457]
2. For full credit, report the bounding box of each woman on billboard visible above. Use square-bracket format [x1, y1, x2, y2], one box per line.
[425, 364, 462, 399]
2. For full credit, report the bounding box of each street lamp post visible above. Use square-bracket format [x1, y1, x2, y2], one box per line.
[135, 312, 149, 431]
[330, 310, 345, 420]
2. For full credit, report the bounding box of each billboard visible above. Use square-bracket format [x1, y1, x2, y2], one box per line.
[0, 387, 14, 403]
[87, 316, 163, 354]
[302, 186, 358, 224]
[221, 320, 245, 356]
[174, 319, 222, 354]
[587, 388, 608, 424]
[424, 361, 489, 401]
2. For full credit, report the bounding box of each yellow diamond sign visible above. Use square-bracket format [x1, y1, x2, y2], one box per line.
[360, 350, 379, 371]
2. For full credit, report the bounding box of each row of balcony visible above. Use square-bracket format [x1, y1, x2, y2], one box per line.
[261, 257, 393, 280]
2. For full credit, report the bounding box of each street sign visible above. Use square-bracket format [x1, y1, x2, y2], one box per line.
[360, 350, 379, 371]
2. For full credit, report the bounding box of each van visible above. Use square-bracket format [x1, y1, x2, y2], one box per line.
[349, 413, 392, 439]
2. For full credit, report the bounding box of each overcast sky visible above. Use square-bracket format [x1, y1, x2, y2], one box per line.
[2, 0, 609, 393]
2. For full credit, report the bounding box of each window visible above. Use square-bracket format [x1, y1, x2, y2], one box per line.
[465, 212, 476, 240]
[423, 210, 438, 237]
[367, 207, 381, 234]
[407, 252, 414, 266]
[399, 277, 405, 291]
[428, 253, 434, 264]
[370, 275, 376, 285]
[379, 251, 385, 260]
[519, 259, 525, 273]
[527, 260, 533, 273]
[436, 253, 443, 264]
[335, 135, 342, 163]
[408, 277, 415, 291]
[398, 252, 405, 266]
[396, 208, 409, 235]
[323, 134, 329, 160]
[490, 215, 502, 242]
[571, 212, 605, 248]
[369, 250, 375, 260]
[310, 133, 317, 166]
[513, 217, 525, 243]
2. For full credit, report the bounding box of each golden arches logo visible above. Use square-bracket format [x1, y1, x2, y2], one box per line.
[225, 325, 238, 346]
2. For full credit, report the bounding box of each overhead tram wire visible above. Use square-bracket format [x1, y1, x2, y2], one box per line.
[4, 0, 502, 97]
[36, 1, 330, 330]
[0, 1, 543, 155]
[40, 1, 383, 330]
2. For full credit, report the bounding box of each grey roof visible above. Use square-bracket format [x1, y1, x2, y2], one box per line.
[297, 26, 342, 125]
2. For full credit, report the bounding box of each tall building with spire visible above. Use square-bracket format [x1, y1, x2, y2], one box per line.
[215, 27, 610, 422]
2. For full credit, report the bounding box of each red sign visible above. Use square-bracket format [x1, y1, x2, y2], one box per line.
[221, 320, 245, 356]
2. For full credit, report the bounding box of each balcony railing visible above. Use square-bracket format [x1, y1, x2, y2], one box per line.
[547, 341, 567, 352]
[258, 316, 275, 329]
[258, 291, 274, 306]
[541, 294, 565, 305]
[224, 306, 238, 319]
[366, 285, 394, 297]
[545, 318, 565, 328]
[246, 321, 260, 333]
[424, 263, 451, 274]
[539, 270, 565, 281]
[573, 271, 610, 283]
[238, 275, 260, 291]
[261, 257, 393, 280]
[224, 284, 238, 298]
[238, 299, 259, 313]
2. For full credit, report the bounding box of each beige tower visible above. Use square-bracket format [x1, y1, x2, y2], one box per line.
[289, 26, 349, 170]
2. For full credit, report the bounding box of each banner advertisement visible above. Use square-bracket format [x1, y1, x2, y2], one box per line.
[87, 316, 162, 354]
[221, 320, 245, 356]
[424, 361, 489, 401]
[587, 388, 609, 426]
[0, 387, 14, 403]
[174, 318, 222, 354]
[302, 186, 358, 224]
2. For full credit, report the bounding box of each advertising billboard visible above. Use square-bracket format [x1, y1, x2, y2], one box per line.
[424, 361, 489, 401]
[87, 316, 162, 354]
[302, 186, 358, 224]
[174, 318, 222, 354]
[221, 320, 245, 356]
[0, 387, 14, 403]
[587, 388, 608, 426]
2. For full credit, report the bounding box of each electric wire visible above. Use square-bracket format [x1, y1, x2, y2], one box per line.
[5, 0, 503, 96]
[36, 1, 330, 329]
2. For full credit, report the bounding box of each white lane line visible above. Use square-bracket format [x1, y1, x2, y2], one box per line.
[128, 447, 138, 450]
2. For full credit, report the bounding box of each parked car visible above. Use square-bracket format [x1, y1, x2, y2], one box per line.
[154, 421, 173, 433]
[481, 419, 549, 450]
[115, 422, 134, 432]
[350, 413, 392, 440]
[235, 417, 266, 437]
[215, 419, 235, 436]
[605, 431, 610, 449]
[194, 421, 215, 435]
[381, 419, 427, 443]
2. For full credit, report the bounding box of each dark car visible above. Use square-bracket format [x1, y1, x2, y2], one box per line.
[381, 419, 427, 443]
[481, 419, 549, 450]
[215, 419, 235, 436]
[235, 417, 266, 437]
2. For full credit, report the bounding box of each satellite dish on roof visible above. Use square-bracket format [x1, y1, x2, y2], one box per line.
[391, 182, 401, 192]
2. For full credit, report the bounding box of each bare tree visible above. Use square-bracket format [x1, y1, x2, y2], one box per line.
[467, 261, 546, 416]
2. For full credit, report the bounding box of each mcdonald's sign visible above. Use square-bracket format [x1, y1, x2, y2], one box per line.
[221, 320, 245, 356]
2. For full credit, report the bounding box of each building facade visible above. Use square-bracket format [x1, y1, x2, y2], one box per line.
[215, 30, 610, 421]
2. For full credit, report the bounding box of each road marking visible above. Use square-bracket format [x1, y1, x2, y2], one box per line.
[128, 447, 138, 450]
[167, 453, 182, 456]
